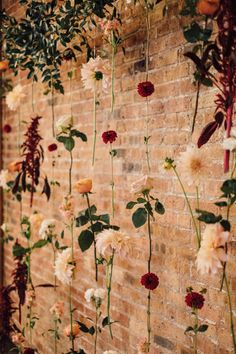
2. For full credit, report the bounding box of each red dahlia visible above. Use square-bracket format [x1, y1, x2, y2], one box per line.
[185, 291, 205, 310]
[141, 272, 159, 290]
[137, 81, 155, 97]
[102, 130, 117, 144]
[48, 143, 58, 152]
[23, 349, 35, 354]
[3, 124, 12, 133]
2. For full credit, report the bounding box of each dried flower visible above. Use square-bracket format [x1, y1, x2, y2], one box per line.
[25, 289, 36, 307]
[0, 169, 12, 190]
[96, 229, 132, 259]
[39, 219, 56, 239]
[56, 116, 73, 134]
[102, 130, 118, 144]
[74, 178, 92, 194]
[179, 145, 208, 186]
[81, 56, 110, 93]
[54, 248, 75, 285]
[48, 143, 58, 152]
[141, 272, 159, 290]
[137, 81, 154, 97]
[185, 291, 205, 309]
[63, 323, 80, 337]
[196, 223, 230, 274]
[6, 84, 26, 111]
[59, 195, 75, 220]
[50, 301, 65, 318]
[3, 124, 12, 133]
[131, 175, 154, 195]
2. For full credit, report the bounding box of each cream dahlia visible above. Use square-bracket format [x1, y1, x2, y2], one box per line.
[131, 175, 154, 195]
[39, 219, 56, 239]
[96, 229, 132, 259]
[81, 56, 110, 93]
[6, 84, 26, 111]
[54, 248, 75, 285]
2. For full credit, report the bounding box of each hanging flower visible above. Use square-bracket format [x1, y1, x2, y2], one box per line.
[137, 81, 154, 97]
[196, 223, 230, 274]
[3, 124, 12, 133]
[197, 0, 220, 16]
[50, 301, 65, 318]
[63, 322, 80, 337]
[25, 289, 36, 307]
[39, 219, 56, 239]
[137, 339, 149, 353]
[141, 272, 159, 290]
[102, 130, 117, 144]
[84, 288, 106, 303]
[74, 178, 92, 194]
[54, 248, 75, 285]
[96, 229, 132, 259]
[131, 175, 154, 195]
[0, 61, 8, 71]
[100, 18, 120, 36]
[7, 159, 22, 173]
[48, 143, 58, 152]
[0, 169, 12, 190]
[81, 56, 110, 93]
[29, 213, 44, 234]
[6, 84, 26, 111]
[56, 116, 73, 134]
[179, 145, 208, 186]
[59, 195, 75, 221]
[185, 291, 205, 310]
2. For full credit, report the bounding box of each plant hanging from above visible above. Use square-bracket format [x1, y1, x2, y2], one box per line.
[12, 116, 51, 207]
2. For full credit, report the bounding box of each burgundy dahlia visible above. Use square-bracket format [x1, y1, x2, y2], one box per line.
[62, 48, 75, 61]
[3, 124, 12, 133]
[48, 143, 58, 152]
[137, 81, 155, 97]
[23, 349, 35, 354]
[141, 272, 159, 290]
[102, 130, 117, 144]
[185, 291, 205, 310]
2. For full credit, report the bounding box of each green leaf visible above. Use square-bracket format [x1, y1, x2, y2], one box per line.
[65, 136, 75, 151]
[185, 326, 194, 334]
[13, 243, 29, 257]
[220, 219, 231, 232]
[126, 201, 137, 209]
[221, 179, 236, 195]
[155, 201, 165, 215]
[32, 239, 48, 249]
[71, 129, 87, 142]
[76, 321, 89, 333]
[132, 208, 148, 228]
[89, 326, 95, 335]
[196, 209, 222, 224]
[197, 324, 208, 333]
[76, 214, 89, 227]
[215, 201, 228, 207]
[102, 316, 109, 327]
[78, 230, 94, 252]
[99, 214, 110, 224]
[183, 22, 202, 43]
[137, 198, 146, 203]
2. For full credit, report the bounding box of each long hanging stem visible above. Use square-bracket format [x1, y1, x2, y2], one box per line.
[145, 98, 151, 173]
[224, 274, 236, 353]
[191, 81, 201, 134]
[17, 110, 21, 155]
[94, 306, 99, 354]
[111, 30, 116, 114]
[193, 309, 198, 354]
[173, 167, 201, 249]
[106, 252, 114, 339]
[54, 318, 58, 354]
[85, 193, 98, 281]
[69, 151, 73, 195]
[51, 84, 55, 138]
[69, 284, 75, 351]
[92, 89, 97, 166]
[32, 81, 35, 113]
[147, 194, 152, 352]
[196, 186, 201, 241]
[110, 144, 115, 218]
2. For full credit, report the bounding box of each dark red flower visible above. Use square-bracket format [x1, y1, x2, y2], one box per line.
[185, 291, 205, 310]
[3, 124, 12, 133]
[48, 143, 58, 152]
[137, 81, 155, 97]
[102, 130, 117, 144]
[23, 349, 35, 354]
[63, 48, 75, 61]
[141, 272, 159, 290]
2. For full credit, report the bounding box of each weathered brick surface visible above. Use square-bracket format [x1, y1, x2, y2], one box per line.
[1, 0, 236, 353]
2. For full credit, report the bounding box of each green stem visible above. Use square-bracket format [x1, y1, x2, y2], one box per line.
[111, 31, 116, 114]
[224, 274, 236, 353]
[94, 307, 99, 354]
[54, 318, 58, 354]
[18, 110, 21, 155]
[147, 194, 152, 352]
[147, 290, 151, 352]
[107, 252, 114, 339]
[173, 167, 201, 249]
[145, 98, 151, 173]
[191, 81, 201, 134]
[92, 89, 97, 166]
[85, 193, 98, 281]
[193, 310, 198, 354]
[51, 84, 55, 138]
[220, 200, 231, 291]
[69, 150, 73, 196]
[110, 144, 115, 218]
[196, 186, 201, 241]
[69, 285, 75, 351]
[32, 81, 35, 113]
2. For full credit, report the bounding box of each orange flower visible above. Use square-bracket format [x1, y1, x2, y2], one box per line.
[197, 0, 220, 16]
[0, 61, 8, 71]
[63, 323, 80, 337]
[74, 178, 92, 194]
[7, 160, 22, 173]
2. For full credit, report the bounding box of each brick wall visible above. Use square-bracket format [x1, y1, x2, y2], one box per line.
[2, 0, 236, 353]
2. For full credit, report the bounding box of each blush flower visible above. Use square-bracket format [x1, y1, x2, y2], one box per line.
[100, 18, 120, 36]
[196, 223, 230, 274]
[50, 301, 65, 318]
[56, 116, 73, 134]
[81, 56, 110, 93]
[131, 175, 154, 195]
[54, 248, 75, 285]
[6, 84, 26, 111]
[59, 195, 75, 221]
[29, 213, 44, 235]
[185, 291, 205, 310]
[64, 323, 80, 337]
[137, 81, 155, 97]
[39, 219, 56, 239]
[3, 124, 12, 133]
[48, 143, 58, 152]
[102, 130, 117, 144]
[141, 272, 159, 290]
[96, 229, 132, 259]
[25, 289, 36, 307]
[179, 145, 208, 186]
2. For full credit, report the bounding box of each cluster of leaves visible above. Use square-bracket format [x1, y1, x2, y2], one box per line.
[12, 116, 50, 207]
[57, 127, 87, 152]
[0, 0, 117, 93]
[126, 192, 165, 228]
[76, 204, 119, 252]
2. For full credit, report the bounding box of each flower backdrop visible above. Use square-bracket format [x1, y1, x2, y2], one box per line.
[0, 0, 236, 353]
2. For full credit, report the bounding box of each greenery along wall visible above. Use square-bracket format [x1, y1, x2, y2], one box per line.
[0, 0, 236, 353]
